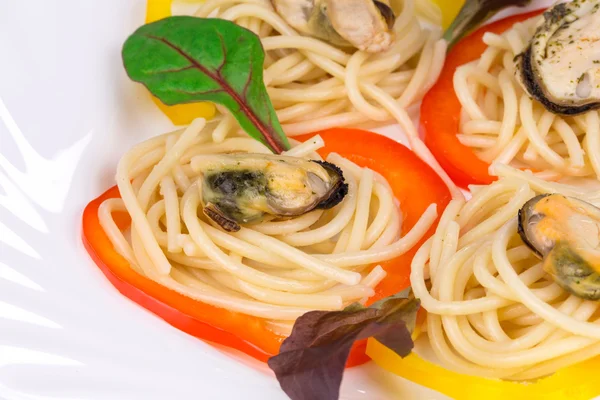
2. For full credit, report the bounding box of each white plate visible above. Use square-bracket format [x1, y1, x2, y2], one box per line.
[0, 1, 558, 399]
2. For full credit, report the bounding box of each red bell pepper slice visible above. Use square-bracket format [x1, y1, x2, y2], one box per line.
[82, 128, 451, 365]
[421, 10, 545, 188]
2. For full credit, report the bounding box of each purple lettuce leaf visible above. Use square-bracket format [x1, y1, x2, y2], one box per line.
[268, 289, 419, 400]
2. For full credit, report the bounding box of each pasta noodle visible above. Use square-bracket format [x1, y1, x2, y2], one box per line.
[189, 0, 463, 198]
[411, 164, 600, 380]
[454, 15, 600, 181]
[99, 118, 437, 329]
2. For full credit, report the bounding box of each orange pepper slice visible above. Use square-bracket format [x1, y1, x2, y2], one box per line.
[421, 10, 545, 187]
[82, 128, 451, 366]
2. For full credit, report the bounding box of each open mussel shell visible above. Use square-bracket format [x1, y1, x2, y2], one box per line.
[540, 242, 600, 301]
[312, 160, 348, 209]
[197, 154, 348, 232]
[518, 194, 600, 300]
[270, 0, 397, 52]
[518, 193, 552, 259]
[516, 0, 600, 116]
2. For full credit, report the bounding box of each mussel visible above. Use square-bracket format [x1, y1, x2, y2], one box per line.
[515, 0, 600, 115]
[192, 154, 348, 232]
[270, 0, 397, 53]
[518, 194, 600, 300]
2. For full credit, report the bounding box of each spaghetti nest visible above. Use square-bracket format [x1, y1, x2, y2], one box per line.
[411, 164, 600, 380]
[454, 15, 600, 181]
[98, 118, 437, 335]
[192, 0, 462, 198]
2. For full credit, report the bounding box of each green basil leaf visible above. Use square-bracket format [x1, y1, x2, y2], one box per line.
[444, 0, 531, 49]
[268, 289, 419, 400]
[122, 16, 290, 154]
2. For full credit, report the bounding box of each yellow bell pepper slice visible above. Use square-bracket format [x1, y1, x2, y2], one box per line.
[429, 0, 466, 29]
[367, 338, 600, 400]
[145, 0, 172, 23]
[144, 0, 216, 125]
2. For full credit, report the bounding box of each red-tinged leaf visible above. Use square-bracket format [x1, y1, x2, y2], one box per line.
[268, 289, 419, 400]
[122, 16, 290, 154]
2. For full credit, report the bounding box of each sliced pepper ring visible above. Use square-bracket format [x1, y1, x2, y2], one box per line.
[420, 10, 544, 188]
[367, 338, 600, 400]
[82, 128, 451, 366]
